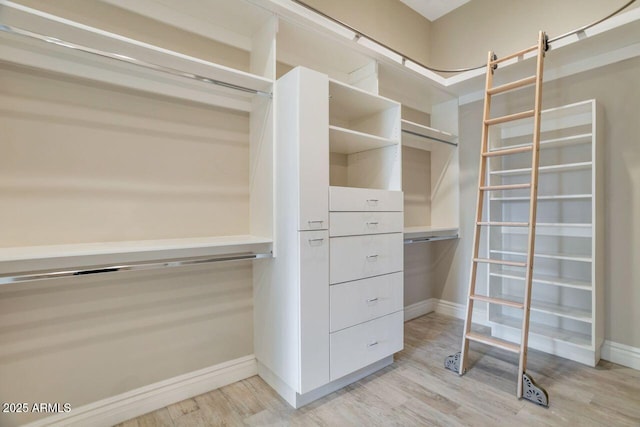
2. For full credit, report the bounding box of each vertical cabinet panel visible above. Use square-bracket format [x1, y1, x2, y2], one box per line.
[298, 69, 329, 231]
[298, 230, 330, 393]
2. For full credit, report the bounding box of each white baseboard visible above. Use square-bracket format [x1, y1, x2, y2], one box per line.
[25, 355, 257, 427]
[601, 340, 640, 370]
[404, 298, 438, 321]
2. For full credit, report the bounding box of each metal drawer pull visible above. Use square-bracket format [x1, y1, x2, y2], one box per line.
[308, 220, 324, 224]
[366, 221, 379, 226]
[308, 238, 324, 243]
[366, 199, 379, 203]
[367, 341, 379, 347]
[366, 254, 379, 260]
[366, 297, 379, 303]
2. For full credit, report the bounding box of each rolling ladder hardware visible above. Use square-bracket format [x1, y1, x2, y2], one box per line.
[444, 31, 550, 408]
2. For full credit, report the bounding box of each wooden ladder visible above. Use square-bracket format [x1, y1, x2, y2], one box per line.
[445, 31, 550, 407]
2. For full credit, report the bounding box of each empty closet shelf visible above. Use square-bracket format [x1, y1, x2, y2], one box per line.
[400, 119, 457, 147]
[404, 226, 459, 243]
[329, 126, 398, 154]
[490, 315, 592, 348]
[489, 249, 592, 263]
[490, 269, 592, 290]
[0, 20, 273, 112]
[488, 293, 592, 322]
[0, 235, 273, 282]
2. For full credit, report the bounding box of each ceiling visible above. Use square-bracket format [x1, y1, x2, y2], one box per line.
[399, 0, 471, 21]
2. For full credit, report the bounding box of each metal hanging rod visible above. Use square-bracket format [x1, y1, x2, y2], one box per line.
[401, 129, 458, 147]
[291, 0, 637, 73]
[404, 235, 459, 244]
[0, 24, 273, 98]
[0, 252, 272, 285]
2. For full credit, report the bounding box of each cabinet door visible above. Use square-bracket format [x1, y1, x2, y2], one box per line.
[299, 230, 330, 393]
[298, 68, 329, 231]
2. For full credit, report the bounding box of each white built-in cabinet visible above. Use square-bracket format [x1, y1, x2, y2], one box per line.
[485, 100, 603, 366]
[254, 67, 404, 407]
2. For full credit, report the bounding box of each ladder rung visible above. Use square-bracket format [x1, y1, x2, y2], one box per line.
[485, 110, 535, 126]
[474, 258, 527, 267]
[487, 75, 537, 95]
[466, 332, 521, 353]
[470, 294, 524, 309]
[477, 221, 529, 227]
[490, 45, 539, 65]
[483, 145, 533, 157]
[480, 183, 531, 191]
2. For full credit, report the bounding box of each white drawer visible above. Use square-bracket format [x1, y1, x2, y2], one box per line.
[330, 272, 403, 332]
[330, 233, 403, 284]
[330, 311, 403, 381]
[330, 212, 403, 237]
[329, 187, 403, 212]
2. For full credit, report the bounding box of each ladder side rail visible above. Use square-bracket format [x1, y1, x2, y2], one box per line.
[517, 30, 547, 399]
[459, 50, 495, 375]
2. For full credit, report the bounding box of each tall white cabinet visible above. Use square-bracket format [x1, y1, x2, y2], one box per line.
[485, 100, 603, 366]
[254, 67, 404, 407]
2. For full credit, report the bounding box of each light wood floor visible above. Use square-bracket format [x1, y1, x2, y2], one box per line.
[118, 313, 640, 426]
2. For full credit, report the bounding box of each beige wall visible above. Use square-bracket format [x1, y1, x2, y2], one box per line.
[442, 56, 640, 348]
[430, 0, 640, 71]
[303, 0, 431, 66]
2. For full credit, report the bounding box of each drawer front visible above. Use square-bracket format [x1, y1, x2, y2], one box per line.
[330, 212, 403, 237]
[330, 311, 403, 381]
[329, 187, 403, 212]
[330, 273, 403, 332]
[330, 233, 403, 284]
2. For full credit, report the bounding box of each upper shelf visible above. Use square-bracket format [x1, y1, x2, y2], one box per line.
[0, 1, 274, 112]
[404, 226, 459, 242]
[401, 119, 457, 151]
[0, 235, 273, 276]
[329, 125, 397, 154]
[329, 78, 400, 122]
[264, 0, 640, 106]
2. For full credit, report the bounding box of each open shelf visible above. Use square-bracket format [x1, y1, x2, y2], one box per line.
[493, 223, 592, 238]
[0, 235, 273, 275]
[329, 79, 400, 123]
[329, 125, 397, 154]
[491, 194, 592, 202]
[400, 119, 457, 147]
[490, 314, 592, 349]
[490, 268, 591, 291]
[489, 249, 592, 263]
[493, 133, 593, 152]
[486, 293, 592, 323]
[0, 1, 274, 112]
[491, 161, 592, 176]
[404, 226, 459, 241]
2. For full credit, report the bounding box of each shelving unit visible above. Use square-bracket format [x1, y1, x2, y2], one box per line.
[257, 66, 403, 408]
[485, 100, 603, 366]
[328, 79, 401, 191]
[0, 0, 276, 279]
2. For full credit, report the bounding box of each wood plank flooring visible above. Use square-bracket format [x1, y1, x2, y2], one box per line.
[118, 313, 640, 426]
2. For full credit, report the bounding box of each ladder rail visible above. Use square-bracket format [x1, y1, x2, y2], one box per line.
[459, 49, 495, 375]
[517, 30, 547, 400]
